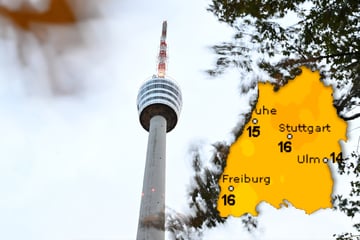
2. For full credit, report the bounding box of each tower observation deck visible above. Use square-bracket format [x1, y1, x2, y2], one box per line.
[137, 76, 182, 132]
[136, 21, 182, 240]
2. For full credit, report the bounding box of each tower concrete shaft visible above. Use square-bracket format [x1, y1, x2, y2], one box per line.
[136, 115, 167, 240]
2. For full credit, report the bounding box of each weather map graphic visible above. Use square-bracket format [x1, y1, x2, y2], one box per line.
[217, 67, 348, 217]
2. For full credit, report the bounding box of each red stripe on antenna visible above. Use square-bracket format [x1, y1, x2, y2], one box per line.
[157, 21, 167, 78]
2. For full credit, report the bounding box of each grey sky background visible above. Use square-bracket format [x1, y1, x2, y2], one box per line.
[0, 0, 359, 239]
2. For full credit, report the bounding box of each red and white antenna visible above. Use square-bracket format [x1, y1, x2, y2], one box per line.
[157, 21, 167, 78]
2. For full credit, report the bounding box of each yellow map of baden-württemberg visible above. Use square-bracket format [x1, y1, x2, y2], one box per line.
[217, 67, 347, 217]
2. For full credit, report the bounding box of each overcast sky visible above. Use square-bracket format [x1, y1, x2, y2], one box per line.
[0, 0, 359, 239]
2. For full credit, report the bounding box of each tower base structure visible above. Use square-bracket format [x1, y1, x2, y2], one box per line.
[136, 115, 167, 240]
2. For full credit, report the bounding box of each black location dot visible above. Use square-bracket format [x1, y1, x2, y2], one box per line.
[228, 186, 234, 192]
[252, 118, 258, 124]
[287, 134, 293, 139]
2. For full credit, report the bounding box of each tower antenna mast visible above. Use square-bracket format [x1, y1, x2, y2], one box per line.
[157, 21, 167, 78]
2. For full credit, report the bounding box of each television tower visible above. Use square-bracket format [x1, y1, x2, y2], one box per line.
[136, 21, 182, 240]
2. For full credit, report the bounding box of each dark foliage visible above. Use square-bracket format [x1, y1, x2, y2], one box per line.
[333, 151, 360, 239]
[207, 0, 359, 120]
